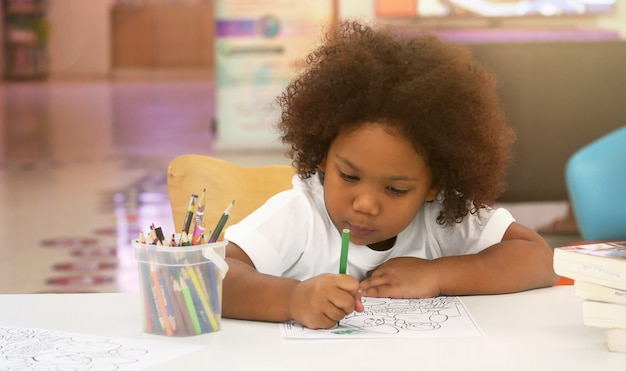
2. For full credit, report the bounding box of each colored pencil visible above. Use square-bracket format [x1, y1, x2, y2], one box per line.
[339, 229, 350, 274]
[181, 269, 211, 332]
[138, 262, 160, 332]
[182, 194, 198, 235]
[192, 188, 206, 244]
[159, 270, 181, 334]
[178, 275, 202, 335]
[185, 266, 219, 331]
[205, 262, 222, 315]
[170, 275, 194, 336]
[208, 200, 235, 243]
[192, 223, 206, 246]
[150, 267, 174, 336]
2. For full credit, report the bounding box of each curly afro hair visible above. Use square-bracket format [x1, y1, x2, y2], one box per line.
[276, 20, 516, 226]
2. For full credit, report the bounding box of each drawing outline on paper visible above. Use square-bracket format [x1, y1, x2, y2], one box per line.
[0, 327, 145, 370]
[282, 296, 483, 339]
[0, 326, 205, 370]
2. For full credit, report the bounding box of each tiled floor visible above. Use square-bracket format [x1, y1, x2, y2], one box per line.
[0, 79, 580, 295]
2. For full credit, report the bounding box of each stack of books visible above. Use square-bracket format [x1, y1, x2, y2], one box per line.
[553, 241, 626, 353]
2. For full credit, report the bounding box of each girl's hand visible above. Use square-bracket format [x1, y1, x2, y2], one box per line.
[358, 257, 441, 298]
[289, 273, 364, 329]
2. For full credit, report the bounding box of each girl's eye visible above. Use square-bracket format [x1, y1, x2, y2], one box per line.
[339, 171, 359, 182]
[387, 186, 409, 196]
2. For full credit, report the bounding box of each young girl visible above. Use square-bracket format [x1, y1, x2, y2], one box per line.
[222, 20, 558, 329]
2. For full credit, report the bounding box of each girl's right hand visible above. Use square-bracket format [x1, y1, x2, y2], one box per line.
[288, 273, 363, 329]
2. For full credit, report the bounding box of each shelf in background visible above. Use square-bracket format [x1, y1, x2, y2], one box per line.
[2, 0, 49, 81]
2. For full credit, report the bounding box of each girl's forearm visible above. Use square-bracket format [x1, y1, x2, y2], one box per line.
[435, 240, 558, 295]
[222, 258, 299, 322]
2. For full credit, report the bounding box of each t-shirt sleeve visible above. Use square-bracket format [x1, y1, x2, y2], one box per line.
[475, 208, 515, 251]
[224, 190, 313, 276]
[431, 207, 515, 257]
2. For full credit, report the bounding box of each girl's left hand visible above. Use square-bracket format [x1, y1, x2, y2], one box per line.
[358, 257, 441, 298]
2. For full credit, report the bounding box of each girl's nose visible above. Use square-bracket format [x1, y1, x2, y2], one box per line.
[352, 191, 380, 216]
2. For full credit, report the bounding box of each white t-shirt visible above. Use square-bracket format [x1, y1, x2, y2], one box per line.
[225, 174, 515, 281]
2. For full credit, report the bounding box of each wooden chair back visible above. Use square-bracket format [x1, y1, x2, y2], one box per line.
[167, 154, 295, 240]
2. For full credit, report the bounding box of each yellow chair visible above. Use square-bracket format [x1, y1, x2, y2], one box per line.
[166, 154, 295, 240]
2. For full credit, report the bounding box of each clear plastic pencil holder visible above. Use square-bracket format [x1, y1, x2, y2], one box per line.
[133, 239, 229, 337]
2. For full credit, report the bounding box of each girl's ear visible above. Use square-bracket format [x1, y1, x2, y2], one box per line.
[318, 156, 327, 172]
[425, 187, 439, 202]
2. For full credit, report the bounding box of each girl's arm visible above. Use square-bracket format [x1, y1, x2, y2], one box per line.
[222, 242, 363, 328]
[358, 222, 559, 298]
[435, 222, 559, 295]
[222, 244, 297, 322]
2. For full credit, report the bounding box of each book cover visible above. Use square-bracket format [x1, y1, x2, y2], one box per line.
[607, 328, 626, 353]
[553, 241, 626, 290]
[581, 300, 626, 329]
[574, 280, 626, 305]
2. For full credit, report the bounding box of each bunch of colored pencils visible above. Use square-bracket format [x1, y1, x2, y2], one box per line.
[134, 239, 225, 336]
[132, 191, 235, 337]
[178, 189, 235, 246]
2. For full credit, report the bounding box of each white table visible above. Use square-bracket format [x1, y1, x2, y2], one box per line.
[1, 286, 625, 370]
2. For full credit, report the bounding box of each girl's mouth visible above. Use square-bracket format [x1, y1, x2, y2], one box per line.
[348, 224, 374, 238]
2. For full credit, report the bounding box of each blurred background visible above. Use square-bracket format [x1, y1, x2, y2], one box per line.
[1, 0, 625, 294]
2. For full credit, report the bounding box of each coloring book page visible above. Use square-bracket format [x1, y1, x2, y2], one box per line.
[282, 296, 483, 339]
[0, 326, 205, 370]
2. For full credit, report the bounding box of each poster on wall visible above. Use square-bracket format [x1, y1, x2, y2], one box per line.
[214, 0, 335, 150]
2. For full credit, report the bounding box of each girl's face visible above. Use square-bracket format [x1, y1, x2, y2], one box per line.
[319, 123, 438, 248]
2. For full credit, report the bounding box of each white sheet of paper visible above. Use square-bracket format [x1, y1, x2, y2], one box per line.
[0, 326, 206, 370]
[282, 296, 483, 339]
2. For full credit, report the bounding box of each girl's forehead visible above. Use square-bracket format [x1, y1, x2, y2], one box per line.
[335, 123, 414, 151]
[337, 121, 429, 161]
[331, 124, 430, 173]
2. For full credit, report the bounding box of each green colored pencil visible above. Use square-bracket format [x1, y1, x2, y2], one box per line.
[178, 275, 202, 335]
[208, 200, 235, 243]
[339, 229, 350, 274]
